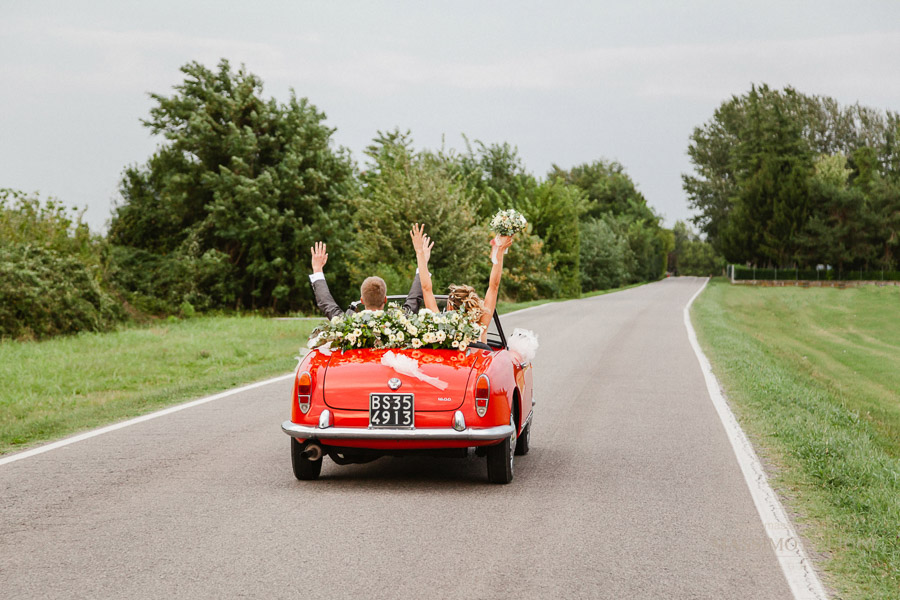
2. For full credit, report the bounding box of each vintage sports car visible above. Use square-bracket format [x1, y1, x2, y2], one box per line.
[282, 296, 534, 483]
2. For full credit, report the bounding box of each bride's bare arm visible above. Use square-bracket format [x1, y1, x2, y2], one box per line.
[479, 235, 514, 332]
[410, 223, 439, 312]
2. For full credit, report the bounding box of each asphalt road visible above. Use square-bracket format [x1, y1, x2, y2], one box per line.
[0, 278, 793, 599]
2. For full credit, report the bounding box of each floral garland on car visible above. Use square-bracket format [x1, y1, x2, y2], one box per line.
[308, 303, 485, 352]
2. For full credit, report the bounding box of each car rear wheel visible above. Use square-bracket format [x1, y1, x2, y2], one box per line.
[291, 438, 323, 480]
[486, 414, 516, 484]
[514, 420, 531, 456]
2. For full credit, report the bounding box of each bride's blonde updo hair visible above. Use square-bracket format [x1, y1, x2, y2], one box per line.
[447, 284, 484, 322]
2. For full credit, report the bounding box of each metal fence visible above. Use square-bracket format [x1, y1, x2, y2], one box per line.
[728, 265, 900, 282]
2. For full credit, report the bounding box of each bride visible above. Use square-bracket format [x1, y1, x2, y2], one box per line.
[409, 223, 514, 343]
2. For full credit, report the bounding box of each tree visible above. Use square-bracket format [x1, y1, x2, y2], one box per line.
[550, 161, 667, 285]
[448, 138, 532, 220]
[579, 218, 632, 290]
[798, 153, 871, 272]
[685, 84, 900, 266]
[687, 85, 812, 264]
[670, 221, 723, 276]
[550, 160, 656, 223]
[516, 178, 586, 297]
[109, 59, 355, 311]
[348, 130, 488, 300]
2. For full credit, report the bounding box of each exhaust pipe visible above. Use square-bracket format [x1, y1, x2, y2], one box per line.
[301, 443, 323, 461]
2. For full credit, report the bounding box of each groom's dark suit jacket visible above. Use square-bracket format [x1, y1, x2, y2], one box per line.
[311, 274, 423, 320]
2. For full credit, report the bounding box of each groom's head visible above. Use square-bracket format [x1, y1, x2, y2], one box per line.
[360, 276, 387, 310]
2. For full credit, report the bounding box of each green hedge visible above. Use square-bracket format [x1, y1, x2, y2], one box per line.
[731, 265, 900, 281]
[0, 244, 123, 339]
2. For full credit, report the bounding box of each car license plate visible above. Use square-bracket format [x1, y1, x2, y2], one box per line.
[369, 393, 414, 428]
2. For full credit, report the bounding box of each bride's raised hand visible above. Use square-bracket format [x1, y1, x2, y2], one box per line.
[495, 235, 514, 251]
[410, 223, 434, 260]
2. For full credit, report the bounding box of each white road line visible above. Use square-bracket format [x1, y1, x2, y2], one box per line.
[684, 279, 829, 600]
[0, 373, 295, 467]
[501, 302, 556, 316]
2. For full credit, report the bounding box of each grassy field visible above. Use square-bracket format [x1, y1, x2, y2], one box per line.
[0, 316, 317, 455]
[692, 279, 900, 599]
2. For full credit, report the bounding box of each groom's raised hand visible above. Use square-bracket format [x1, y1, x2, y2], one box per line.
[311, 242, 328, 273]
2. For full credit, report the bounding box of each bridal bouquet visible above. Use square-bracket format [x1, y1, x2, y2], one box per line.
[489, 208, 527, 263]
[490, 208, 527, 236]
[308, 304, 484, 352]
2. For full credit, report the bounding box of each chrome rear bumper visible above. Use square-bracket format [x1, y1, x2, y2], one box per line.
[282, 420, 513, 442]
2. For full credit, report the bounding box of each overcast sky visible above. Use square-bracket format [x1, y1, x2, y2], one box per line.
[2, 1, 900, 233]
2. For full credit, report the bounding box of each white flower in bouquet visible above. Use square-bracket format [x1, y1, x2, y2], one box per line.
[490, 208, 527, 236]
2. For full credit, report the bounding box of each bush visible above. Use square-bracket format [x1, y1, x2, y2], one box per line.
[679, 239, 724, 276]
[0, 244, 122, 339]
[579, 218, 632, 291]
[106, 245, 233, 315]
[499, 232, 557, 301]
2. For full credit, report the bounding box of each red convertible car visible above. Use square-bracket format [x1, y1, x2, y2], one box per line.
[282, 296, 534, 483]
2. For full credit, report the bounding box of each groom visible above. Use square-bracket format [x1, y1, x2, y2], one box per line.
[309, 241, 423, 319]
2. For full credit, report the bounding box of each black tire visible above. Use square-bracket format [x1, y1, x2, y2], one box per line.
[514, 421, 531, 456]
[291, 438, 323, 481]
[486, 414, 516, 484]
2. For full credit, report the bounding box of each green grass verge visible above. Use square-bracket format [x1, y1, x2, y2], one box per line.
[0, 315, 319, 455]
[692, 278, 900, 599]
[497, 281, 647, 314]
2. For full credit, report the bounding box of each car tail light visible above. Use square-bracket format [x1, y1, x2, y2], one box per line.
[474, 374, 490, 417]
[297, 371, 312, 414]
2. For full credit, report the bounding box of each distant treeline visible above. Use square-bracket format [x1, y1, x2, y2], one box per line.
[685, 84, 900, 270]
[4, 59, 710, 340]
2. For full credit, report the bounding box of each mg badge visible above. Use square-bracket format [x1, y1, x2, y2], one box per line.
[388, 378, 402, 390]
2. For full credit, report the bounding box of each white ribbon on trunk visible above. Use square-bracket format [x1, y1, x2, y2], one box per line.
[381, 351, 449, 390]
